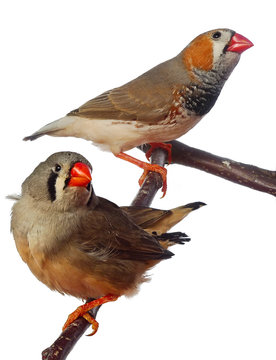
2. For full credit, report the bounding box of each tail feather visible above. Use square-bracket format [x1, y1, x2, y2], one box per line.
[24, 130, 55, 141]
[23, 117, 74, 141]
[122, 201, 206, 235]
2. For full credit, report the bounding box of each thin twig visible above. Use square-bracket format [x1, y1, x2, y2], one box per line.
[131, 147, 168, 206]
[41, 303, 100, 360]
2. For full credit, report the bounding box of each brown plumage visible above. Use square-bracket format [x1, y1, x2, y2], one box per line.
[23, 29, 253, 196]
[10, 152, 204, 334]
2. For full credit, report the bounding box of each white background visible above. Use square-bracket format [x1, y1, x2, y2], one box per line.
[1, 1, 275, 359]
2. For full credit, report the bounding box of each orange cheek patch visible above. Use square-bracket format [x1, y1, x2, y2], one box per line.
[183, 35, 213, 74]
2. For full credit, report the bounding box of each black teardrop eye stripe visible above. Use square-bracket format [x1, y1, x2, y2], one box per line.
[47, 171, 58, 201]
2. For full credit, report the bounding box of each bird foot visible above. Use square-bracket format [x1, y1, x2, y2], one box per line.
[138, 164, 167, 197]
[62, 294, 118, 336]
[83, 313, 99, 336]
[116, 152, 167, 197]
[146, 143, 172, 164]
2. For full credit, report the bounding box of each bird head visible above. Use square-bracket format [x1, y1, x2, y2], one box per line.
[22, 152, 94, 211]
[181, 28, 253, 81]
[174, 28, 253, 116]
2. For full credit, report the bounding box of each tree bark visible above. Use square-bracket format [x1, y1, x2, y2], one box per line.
[139, 141, 276, 197]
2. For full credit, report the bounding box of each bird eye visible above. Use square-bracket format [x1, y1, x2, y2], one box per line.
[212, 31, 221, 40]
[55, 164, 61, 172]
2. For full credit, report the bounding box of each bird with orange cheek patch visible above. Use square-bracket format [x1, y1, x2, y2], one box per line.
[24, 29, 253, 196]
[10, 152, 205, 335]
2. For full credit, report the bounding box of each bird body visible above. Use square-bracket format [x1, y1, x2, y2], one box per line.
[23, 29, 253, 196]
[11, 183, 163, 299]
[39, 112, 201, 154]
[24, 29, 253, 155]
[12, 194, 172, 299]
[10, 152, 204, 300]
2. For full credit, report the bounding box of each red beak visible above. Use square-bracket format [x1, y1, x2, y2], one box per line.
[227, 33, 254, 54]
[68, 162, 92, 187]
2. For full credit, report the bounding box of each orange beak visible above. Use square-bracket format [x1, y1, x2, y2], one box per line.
[227, 33, 254, 54]
[68, 162, 92, 187]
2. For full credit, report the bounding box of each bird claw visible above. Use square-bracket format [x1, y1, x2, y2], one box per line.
[146, 143, 172, 164]
[116, 152, 167, 197]
[138, 165, 167, 197]
[62, 294, 118, 334]
[83, 313, 99, 336]
[138, 170, 148, 187]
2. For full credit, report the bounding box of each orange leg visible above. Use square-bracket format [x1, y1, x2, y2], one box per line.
[62, 294, 118, 336]
[146, 143, 172, 164]
[116, 152, 167, 197]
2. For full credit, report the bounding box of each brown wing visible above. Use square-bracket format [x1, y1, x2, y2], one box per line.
[75, 197, 173, 261]
[68, 63, 174, 123]
[121, 206, 171, 229]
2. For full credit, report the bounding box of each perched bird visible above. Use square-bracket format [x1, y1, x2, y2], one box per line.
[24, 29, 253, 196]
[10, 151, 205, 335]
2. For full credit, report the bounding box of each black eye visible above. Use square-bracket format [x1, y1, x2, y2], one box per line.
[55, 164, 61, 172]
[212, 31, 221, 39]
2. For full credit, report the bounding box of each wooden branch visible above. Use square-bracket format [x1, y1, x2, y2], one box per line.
[42, 302, 100, 360]
[139, 141, 276, 197]
[41, 148, 167, 359]
[131, 147, 168, 206]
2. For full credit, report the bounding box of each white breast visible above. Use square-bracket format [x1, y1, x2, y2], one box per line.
[40, 113, 202, 154]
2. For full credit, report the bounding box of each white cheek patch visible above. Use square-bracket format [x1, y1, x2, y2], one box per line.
[55, 174, 68, 201]
[212, 40, 227, 62]
[212, 32, 232, 63]
[53, 165, 71, 201]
